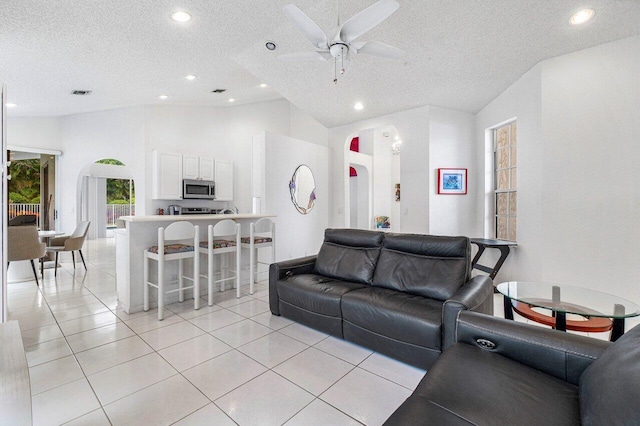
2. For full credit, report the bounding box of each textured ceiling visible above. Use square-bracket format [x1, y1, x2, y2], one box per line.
[2, 1, 640, 127]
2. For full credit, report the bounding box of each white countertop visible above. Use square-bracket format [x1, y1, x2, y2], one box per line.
[118, 213, 275, 223]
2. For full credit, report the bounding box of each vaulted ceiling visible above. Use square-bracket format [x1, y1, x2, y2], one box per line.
[2, 0, 639, 127]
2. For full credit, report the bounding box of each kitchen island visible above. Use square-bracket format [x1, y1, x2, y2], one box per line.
[115, 214, 275, 314]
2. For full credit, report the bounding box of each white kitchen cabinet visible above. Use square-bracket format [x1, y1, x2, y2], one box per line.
[183, 155, 214, 181]
[152, 150, 182, 200]
[215, 159, 233, 201]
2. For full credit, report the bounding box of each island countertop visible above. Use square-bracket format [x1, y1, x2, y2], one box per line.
[118, 213, 274, 223]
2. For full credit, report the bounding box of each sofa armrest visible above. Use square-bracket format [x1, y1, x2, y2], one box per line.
[442, 275, 493, 350]
[269, 255, 317, 315]
[455, 310, 611, 385]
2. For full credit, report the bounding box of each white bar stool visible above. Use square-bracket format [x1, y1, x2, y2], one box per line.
[144, 221, 200, 320]
[240, 218, 275, 294]
[199, 220, 241, 304]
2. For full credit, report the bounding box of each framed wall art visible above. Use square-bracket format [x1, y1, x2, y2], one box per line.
[437, 168, 467, 195]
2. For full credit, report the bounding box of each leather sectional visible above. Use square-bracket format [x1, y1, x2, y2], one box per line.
[269, 229, 494, 369]
[385, 310, 640, 425]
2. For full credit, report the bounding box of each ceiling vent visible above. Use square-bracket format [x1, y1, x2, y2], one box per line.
[71, 90, 92, 95]
[211, 89, 227, 93]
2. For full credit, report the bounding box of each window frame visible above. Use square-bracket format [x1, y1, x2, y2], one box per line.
[493, 121, 517, 242]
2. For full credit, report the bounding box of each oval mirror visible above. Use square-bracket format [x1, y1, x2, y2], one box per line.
[289, 165, 316, 214]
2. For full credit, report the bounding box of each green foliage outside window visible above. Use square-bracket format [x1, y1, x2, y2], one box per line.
[8, 159, 40, 203]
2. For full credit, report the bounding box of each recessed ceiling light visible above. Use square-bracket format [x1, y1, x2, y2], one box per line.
[265, 41, 277, 51]
[259, 83, 268, 88]
[354, 102, 364, 111]
[5, 103, 17, 108]
[185, 75, 197, 81]
[171, 11, 192, 22]
[158, 95, 169, 100]
[570, 9, 595, 25]
[228, 98, 235, 102]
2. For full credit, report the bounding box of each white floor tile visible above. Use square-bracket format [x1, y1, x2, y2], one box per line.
[215, 371, 314, 426]
[139, 321, 204, 350]
[88, 352, 177, 405]
[278, 322, 329, 346]
[62, 408, 111, 426]
[238, 332, 309, 368]
[32, 378, 101, 426]
[359, 352, 426, 390]
[20, 324, 64, 348]
[183, 350, 267, 401]
[25, 337, 73, 367]
[66, 322, 136, 353]
[48, 295, 101, 312]
[172, 403, 236, 426]
[158, 334, 232, 372]
[210, 319, 273, 348]
[166, 301, 221, 320]
[320, 368, 411, 426]
[58, 311, 120, 336]
[275, 347, 354, 396]
[251, 311, 295, 330]
[285, 399, 362, 426]
[225, 299, 270, 318]
[314, 336, 374, 365]
[113, 307, 157, 322]
[52, 302, 110, 322]
[103, 375, 209, 426]
[187, 309, 244, 332]
[29, 355, 85, 395]
[124, 310, 184, 334]
[75, 335, 154, 375]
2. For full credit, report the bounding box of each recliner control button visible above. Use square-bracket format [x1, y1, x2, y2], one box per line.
[476, 338, 496, 349]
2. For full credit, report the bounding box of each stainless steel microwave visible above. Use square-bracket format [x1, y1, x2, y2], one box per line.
[183, 179, 215, 199]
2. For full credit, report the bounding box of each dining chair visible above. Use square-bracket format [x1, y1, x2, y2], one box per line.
[198, 220, 241, 304]
[46, 221, 91, 276]
[240, 218, 275, 294]
[144, 221, 200, 320]
[8, 226, 46, 286]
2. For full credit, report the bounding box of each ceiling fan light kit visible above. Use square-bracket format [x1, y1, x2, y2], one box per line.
[281, 0, 404, 84]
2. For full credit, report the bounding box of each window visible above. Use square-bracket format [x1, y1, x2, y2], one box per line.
[494, 122, 517, 241]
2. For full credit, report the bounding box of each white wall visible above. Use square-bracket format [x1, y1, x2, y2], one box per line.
[253, 132, 329, 261]
[428, 106, 478, 236]
[476, 35, 640, 313]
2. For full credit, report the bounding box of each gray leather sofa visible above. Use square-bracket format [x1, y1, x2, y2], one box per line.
[385, 310, 640, 426]
[269, 229, 494, 369]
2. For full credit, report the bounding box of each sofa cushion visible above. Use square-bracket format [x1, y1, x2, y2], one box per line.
[372, 234, 470, 300]
[408, 343, 580, 426]
[277, 274, 366, 317]
[579, 323, 640, 425]
[341, 287, 443, 350]
[314, 229, 383, 284]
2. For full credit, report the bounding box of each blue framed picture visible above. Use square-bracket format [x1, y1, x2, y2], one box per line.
[438, 168, 467, 194]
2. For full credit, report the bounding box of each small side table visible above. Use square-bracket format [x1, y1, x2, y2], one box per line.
[470, 238, 517, 280]
[497, 281, 640, 342]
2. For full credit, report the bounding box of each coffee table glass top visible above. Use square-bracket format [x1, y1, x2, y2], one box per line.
[497, 281, 640, 319]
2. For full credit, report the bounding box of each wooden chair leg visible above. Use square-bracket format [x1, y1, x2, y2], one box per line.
[54, 252, 59, 276]
[30, 260, 40, 286]
[78, 250, 88, 271]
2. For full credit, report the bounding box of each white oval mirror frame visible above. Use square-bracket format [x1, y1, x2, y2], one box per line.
[289, 165, 316, 214]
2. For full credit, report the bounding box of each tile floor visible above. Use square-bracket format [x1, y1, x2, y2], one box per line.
[7, 238, 426, 426]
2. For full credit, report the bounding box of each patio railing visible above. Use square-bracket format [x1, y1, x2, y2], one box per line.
[9, 203, 134, 228]
[8, 203, 40, 227]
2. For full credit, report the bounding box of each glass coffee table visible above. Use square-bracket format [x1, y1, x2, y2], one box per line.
[497, 281, 640, 341]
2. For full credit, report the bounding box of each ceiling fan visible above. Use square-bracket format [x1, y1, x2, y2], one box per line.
[280, 0, 404, 83]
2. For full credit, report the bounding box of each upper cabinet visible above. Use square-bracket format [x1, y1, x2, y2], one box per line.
[215, 159, 233, 201]
[152, 150, 182, 200]
[183, 155, 214, 181]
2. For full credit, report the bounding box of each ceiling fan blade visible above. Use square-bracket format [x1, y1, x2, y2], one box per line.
[339, 0, 399, 43]
[353, 41, 404, 59]
[283, 4, 328, 49]
[278, 51, 331, 62]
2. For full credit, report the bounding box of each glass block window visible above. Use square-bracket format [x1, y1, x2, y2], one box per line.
[494, 122, 517, 241]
